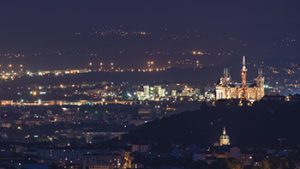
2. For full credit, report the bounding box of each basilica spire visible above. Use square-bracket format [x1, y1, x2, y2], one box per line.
[242, 56, 247, 72]
[258, 68, 263, 78]
[223, 126, 226, 135]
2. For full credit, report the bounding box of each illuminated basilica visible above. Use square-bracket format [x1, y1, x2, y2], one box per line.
[215, 56, 265, 102]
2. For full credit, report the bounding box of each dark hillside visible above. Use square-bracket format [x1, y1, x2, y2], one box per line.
[123, 99, 300, 147]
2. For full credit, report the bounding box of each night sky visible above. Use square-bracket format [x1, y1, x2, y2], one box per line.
[0, 1, 299, 70]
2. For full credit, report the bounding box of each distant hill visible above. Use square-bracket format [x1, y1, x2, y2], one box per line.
[122, 99, 300, 147]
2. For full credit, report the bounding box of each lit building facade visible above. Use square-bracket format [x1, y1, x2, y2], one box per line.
[137, 85, 166, 101]
[215, 56, 265, 101]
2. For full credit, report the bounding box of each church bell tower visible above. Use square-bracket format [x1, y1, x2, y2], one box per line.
[220, 126, 230, 146]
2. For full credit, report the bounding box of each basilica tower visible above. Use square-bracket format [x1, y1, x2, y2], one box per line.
[255, 68, 265, 100]
[241, 56, 248, 100]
